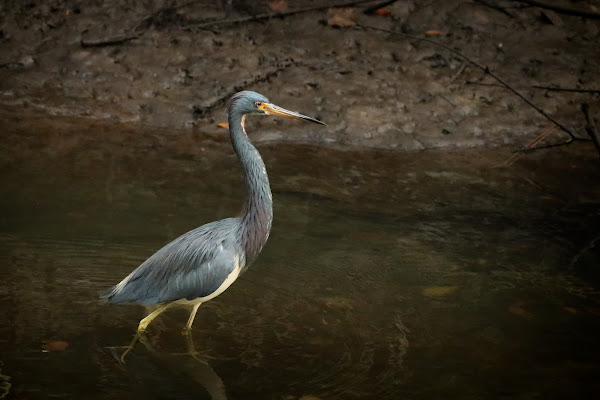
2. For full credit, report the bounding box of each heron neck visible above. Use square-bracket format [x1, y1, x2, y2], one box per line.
[229, 113, 273, 264]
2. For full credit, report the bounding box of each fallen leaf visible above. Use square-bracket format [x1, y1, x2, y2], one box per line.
[422, 286, 458, 298]
[42, 340, 69, 352]
[323, 296, 354, 310]
[508, 301, 533, 318]
[217, 122, 229, 129]
[268, 0, 287, 13]
[563, 306, 577, 314]
[327, 8, 356, 27]
[425, 30, 441, 36]
[65, 9, 71, 16]
[375, 8, 391, 16]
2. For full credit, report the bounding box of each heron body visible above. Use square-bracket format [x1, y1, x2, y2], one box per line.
[102, 91, 325, 358]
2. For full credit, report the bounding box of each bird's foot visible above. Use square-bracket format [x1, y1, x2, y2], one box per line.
[105, 345, 134, 364]
[108, 330, 146, 364]
[119, 345, 135, 364]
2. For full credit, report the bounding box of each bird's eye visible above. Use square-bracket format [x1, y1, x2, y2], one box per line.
[255, 101, 262, 108]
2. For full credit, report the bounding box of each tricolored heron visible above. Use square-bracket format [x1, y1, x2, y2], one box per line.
[102, 91, 326, 359]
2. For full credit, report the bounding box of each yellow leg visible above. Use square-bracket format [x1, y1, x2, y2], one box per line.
[183, 302, 202, 333]
[120, 302, 172, 363]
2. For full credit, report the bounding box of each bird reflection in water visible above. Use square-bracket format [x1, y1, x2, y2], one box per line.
[110, 329, 228, 400]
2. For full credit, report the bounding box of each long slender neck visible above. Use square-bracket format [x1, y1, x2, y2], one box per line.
[229, 112, 273, 265]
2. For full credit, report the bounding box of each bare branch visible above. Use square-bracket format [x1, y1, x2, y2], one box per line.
[531, 86, 600, 94]
[474, 0, 515, 18]
[192, 58, 297, 118]
[513, 0, 600, 20]
[80, 34, 140, 48]
[570, 233, 600, 269]
[182, 0, 379, 31]
[581, 103, 600, 158]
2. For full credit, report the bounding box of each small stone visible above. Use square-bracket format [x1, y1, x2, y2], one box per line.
[20, 55, 35, 68]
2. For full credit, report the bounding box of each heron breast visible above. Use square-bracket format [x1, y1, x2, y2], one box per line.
[179, 257, 242, 305]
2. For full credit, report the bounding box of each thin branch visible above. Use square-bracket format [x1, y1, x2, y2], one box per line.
[80, 34, 140, 48]
[570, 233, 600, 269]
[532, 85, 600, 94]
[513, 0, 600, 20]
[474, 0, 515, 18]
[360, 23, 587, 142]
[518, 138, 574, 152]
[466, 81, 505, 88]
[363, 0, 399, 14]
[0, 61, 24, 69]
[79, 2, 183, 48]
[81, 0, 379, 47]
[498, 125, 562, 165]
[181, 0, 378, 31]
[581, 103, 600, 158]
[192, 58, 297, 118]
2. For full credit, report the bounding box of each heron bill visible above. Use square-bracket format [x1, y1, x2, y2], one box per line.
[259, 103, 327, 126]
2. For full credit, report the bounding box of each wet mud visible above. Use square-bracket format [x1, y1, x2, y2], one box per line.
[1, 0, 599, 150]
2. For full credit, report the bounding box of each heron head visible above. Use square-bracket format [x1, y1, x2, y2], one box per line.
[228, 91, 326, 125]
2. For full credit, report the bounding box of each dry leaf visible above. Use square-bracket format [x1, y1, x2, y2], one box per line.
[375, 8, 392, 16]
[563, 306, 577, 314]
[327, 8, 356, 27]
[268, 0, 287, 13]
[323, 296, 354, 310]
[217, 122, 229, 129]
[425, 30, 441, 36]
[508, 301, 533, 318]
[42, 340, 69, 352]
[422, 286, 458, 298]
[65, 9, 71, 16]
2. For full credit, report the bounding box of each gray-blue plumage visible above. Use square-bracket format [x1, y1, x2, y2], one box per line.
[104, 219, 242, 305]
[101, 91, 325, 345]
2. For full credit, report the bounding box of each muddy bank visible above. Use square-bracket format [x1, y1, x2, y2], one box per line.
[1, 0, 599, 150]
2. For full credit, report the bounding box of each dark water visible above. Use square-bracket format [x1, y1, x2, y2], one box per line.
[1, 119, 600, 399]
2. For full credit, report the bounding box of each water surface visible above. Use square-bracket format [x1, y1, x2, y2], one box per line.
[1, 118, 600, 399]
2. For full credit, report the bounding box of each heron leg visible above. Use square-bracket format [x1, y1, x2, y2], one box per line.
[120, 302, 172, 363]
[182, 302, 202, 333]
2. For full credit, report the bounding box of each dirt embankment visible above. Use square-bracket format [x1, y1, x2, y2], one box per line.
[1, 0, 599, 150]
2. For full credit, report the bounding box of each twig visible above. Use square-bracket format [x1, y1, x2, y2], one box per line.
[466, 81, 505, 88]
[532, 85, 600, 94]
[474, 0, 514, 18]
[581, 103, 600, 158]
[0, 61, 24, 69]
[513, 0, 600, 20]
[181, 0, 378, 31]
[80, 34, 141, 48]
[518, 139, 574, 152]
[527, 125, 558, 148]
[497, 125, 558, 166]
[363, 0, 399, 14]
[192, 58, 297, 118]
[360, 23, 587, 143]
[570, 233, 600, 269]
[449, 62, 467, 83]
[79, 1, 199, 48]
